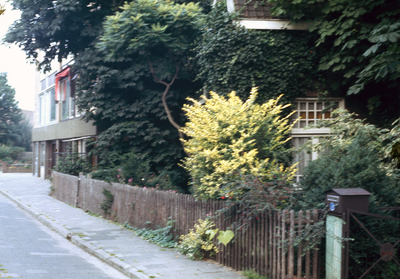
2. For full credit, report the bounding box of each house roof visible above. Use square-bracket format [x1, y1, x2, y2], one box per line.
[233, 0, 287, 19]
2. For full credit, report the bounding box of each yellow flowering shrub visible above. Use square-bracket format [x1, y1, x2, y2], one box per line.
[181, 88, 297, 199]
[177, 219, 218, 260]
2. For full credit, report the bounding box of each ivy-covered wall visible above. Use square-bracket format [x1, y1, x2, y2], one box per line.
[195, 1, 324, 106]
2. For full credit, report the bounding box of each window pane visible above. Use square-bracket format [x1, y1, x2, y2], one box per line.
[308, 112, 314, 119]
[48, 73, 56, 87]
[308, 102, 314, 110]
[300, 121, 307, 128]
[325, 112, 331, 119]
[317, 111, 323, 119]
[300, 102, 306, 110]
[300, 112, 307, 119]
[317, 102, 323, 110]
[61, 79, 69, 120]
[50, 88, 56, 121]
[333, 102, 339, 109]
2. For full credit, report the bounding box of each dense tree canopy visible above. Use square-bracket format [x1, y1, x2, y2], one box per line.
[97, 0, 204, 141]
[0, 73, 31, 149]
[4, 0, 124, 71]
[74, 0, 207, 190]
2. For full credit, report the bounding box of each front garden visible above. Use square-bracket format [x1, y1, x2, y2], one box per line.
[52, 88, 400, 278]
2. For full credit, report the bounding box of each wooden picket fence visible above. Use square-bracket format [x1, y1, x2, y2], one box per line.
[53, 172, 322, 278]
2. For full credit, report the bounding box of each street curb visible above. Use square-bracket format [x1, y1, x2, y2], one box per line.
[0, 190, 147, 279]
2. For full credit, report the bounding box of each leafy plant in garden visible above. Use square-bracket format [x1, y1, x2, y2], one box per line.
[177, 219, 218, 260]
[218, 172, 295, 233]
[124, 217, 177, 248]
[181, 88, 297, 199]
[299, 109, 400, 209]
[53, 151, 92, 176]
[100, 188, 114, 215]
[297, 109, 400, 277]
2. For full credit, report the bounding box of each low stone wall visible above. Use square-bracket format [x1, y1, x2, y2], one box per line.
[51, 171, 79, 206]
[0, 161, 32, 173]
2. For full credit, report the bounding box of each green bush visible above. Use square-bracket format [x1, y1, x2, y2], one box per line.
[299, 110, 400, 208]
[53, 152, 92, 176]
[0, 144, 25, 162]
[124, 218, 177, 248]
[177, 219, 218, 260]
[298, 110, 400, 278]
[90, 149, 182, 192]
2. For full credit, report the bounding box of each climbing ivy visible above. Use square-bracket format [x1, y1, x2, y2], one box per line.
[195, 1, 324, 105]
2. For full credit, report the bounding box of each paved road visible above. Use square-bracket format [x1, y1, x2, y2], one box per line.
[0, 191, 130, 279]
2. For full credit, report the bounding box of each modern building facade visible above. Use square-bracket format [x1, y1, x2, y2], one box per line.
[32, 60, 97, 178]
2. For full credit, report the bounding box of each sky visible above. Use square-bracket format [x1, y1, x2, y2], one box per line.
[0, 1, 36, 111]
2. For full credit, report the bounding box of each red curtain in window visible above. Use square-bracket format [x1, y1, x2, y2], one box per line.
[55, 67, 70, 101]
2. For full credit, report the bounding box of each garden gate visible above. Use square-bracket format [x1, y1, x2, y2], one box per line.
[343, 207, 400, 279]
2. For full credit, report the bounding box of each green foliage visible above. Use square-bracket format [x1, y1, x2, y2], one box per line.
[270, 0, 400, 125]
[350, 21, 400, 94]
[195, 1, 322, 105]
[218, 173, 295, 233]
[97, 0, 204, 62]
[205, 229, 234, 246]
[124, 218, 177, 248]
[0, 73, 25, 147]
[177, 219, 218, 260]
[242, 269, 268, 279]
[299, 109, 400, 209]
[297, 109, 400, 278]
[74, 0, 206, 191]
[181, 88, 296, 199]
[100, 188, 114, 215]
[4, 0, 123, 71]
[90, 148, 182, 192]
[0, 144, 25, 162]
[53, 152, 92, 176]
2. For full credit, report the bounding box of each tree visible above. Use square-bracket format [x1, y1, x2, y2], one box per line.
[0, 73, 24, 147]
[96, 0, 204, 144]
[73, 0, 206, 190]
[181, 88, 296, 199]
[269, 0, 400, 126]
[4, 0, 125, 71]
[11, 117, 32, 151]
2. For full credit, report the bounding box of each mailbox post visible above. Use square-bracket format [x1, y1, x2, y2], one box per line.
[325, 188, 371, 279]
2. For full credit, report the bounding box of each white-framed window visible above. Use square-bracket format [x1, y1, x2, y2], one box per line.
[38, 73, 57, 126]
[60, 77, 79, 120]
[291, 98, 345, 183]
